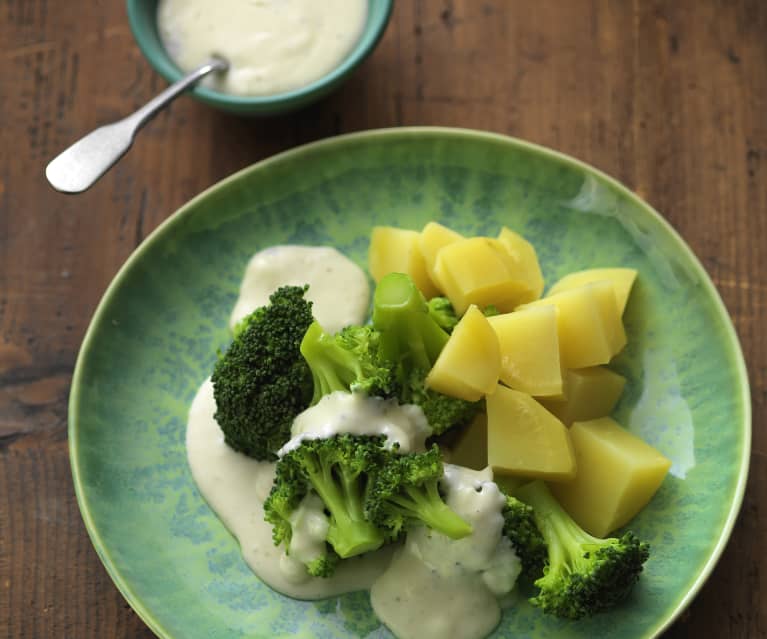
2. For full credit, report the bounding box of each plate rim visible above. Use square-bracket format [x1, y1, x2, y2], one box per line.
[68, 126, 752, 639]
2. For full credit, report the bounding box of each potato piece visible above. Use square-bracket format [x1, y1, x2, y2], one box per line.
[539, 367, 626, 425]
[419, 222, 463, 291]
[549, 417, 671, 536]
[496, 227, 545, 301]
[520, 282, 625, 368]
[426, 305, 501, 400]
[488, 306, 563, 397]
[486, 385, 576, 481]
[449, 413, 488, 471]
[548, 268, 637, 315]
[369, 226, 439, 298]
[434, 237, 534, 314]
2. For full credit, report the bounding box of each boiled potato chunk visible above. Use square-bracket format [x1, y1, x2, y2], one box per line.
[521, 282, 625, 368]
[486, 385, 576, 481]
[539, 367, 626, 425]
[488, 306, 563, 397]
[426, 305, 501, 401]
[434, 237, 535, 314]
[496, 227, 545, 301]
[548, 268, 637, 315]
[449, 413, 488, 471]
[549, 417, 671, 536]
[369, 226, 439, 298]
[419, 222, 463, 291]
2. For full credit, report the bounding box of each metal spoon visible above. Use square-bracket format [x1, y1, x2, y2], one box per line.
[45, 56, 229, 194]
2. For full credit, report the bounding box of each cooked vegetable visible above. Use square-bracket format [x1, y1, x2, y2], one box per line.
[486, 385, 576, 481]
[427, 296, 459, 332]
[365, 444, 472, 540]
[433, 237, 536, 314]
[520, 282, 626, 368]
[369, 226, 439, 298]
[426, 305, 501, 401]
[488, 305, 563, 397]
[539, 367, 626, 426]
[419, 221, 463, 291]
[266, 434, 388, 560]
[212, 285, 314, 460]
[516, 480, 650, 619]
[549, 417, 671, 537]
[496, 227, 545, 300]
[300, 321, 396, 404]
[501, 493, 548, 580]
[547, 268, 637, 315]
[448, 413, 487, 471]
[373, 273, 482, 436]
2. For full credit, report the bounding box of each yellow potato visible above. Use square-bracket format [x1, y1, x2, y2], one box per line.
[496, 227, 545, 301]
[539, 367, 626, 425]
[426, 305, 501, 400]
[486, 385, 576, 481]
[369, 226, 439, 298]
[520, 282, 625, 368]
[488, 306, 563, 397]
[549, 417, 671, 536]
[449, 413, 488, 471]
[548, 268, 637, 315]
[434, 237, 533, 314]
[419, 222, 463, 292]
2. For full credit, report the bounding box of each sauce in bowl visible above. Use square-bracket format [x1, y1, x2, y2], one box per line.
[157, 0, 368, 97]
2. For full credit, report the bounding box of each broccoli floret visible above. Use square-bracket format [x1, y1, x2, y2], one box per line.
[212, 286, 314, 460]
[306, 550, 340, 578]
[483, 304, 500, 317]
[365, 444, 472, 540]
[515, 481, 650, 619]
[427, 296, 459, 332]
[399, 367, 482, 436]
[271, 435, 388, 559]
[372, 273, 478, 436]
[300, 321, 396, 404]
[501, 493, 548, 580]
[263, 467, 341, 578]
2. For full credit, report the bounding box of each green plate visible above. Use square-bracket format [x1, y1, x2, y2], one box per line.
[70, 128, 750, 639]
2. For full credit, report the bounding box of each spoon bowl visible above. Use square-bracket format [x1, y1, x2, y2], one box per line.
[126, 0, 394, 115]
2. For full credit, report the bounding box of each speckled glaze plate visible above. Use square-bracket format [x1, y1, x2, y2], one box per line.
[69, 128, 750, 639]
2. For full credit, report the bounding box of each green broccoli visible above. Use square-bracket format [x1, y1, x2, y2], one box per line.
[212, 286, 314, 460]
[515, 480, 650, 619]
[263, 462, 341, 578]
[501, 493, 548, 580]
[267, 435, 388, 560]
[427, 296, 459, 332]
[482, 304, 501, 317]
[300, 321, 396, 404]
[372, 273, 482, 435]
[365, 444, 472, 540]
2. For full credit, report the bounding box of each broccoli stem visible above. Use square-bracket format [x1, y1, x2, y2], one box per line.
[301, 322, 359, 403]
[387, 481, 473, 540]
[372, 273, 449, 370]
[303, 463, 385, 558]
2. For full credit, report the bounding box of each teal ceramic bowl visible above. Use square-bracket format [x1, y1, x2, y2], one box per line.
[70, 128, 750, 639]
[126, 0, 393, 115]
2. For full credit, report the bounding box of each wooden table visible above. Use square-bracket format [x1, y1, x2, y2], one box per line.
[1, 1, 764, 637]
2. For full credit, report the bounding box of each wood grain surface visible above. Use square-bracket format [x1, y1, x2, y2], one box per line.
[1, 1, 765, 637]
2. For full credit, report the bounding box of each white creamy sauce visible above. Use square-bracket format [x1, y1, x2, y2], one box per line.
[371, 465, 521, 639]
[229, 246, 370, 335]
[185, 245, 519, 638]
[278, 391, 431, 456]
[187, 379, 393, 598]
[157, 0, 368, 96]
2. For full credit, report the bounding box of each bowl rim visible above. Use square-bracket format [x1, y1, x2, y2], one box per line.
[125, 0, 394, 107]
[69, 126, 752, 639]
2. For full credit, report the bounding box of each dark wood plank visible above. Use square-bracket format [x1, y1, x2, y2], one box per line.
[0, 0, 764, 637]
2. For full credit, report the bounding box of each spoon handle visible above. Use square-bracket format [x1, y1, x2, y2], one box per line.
[45, 57, 228, 194]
